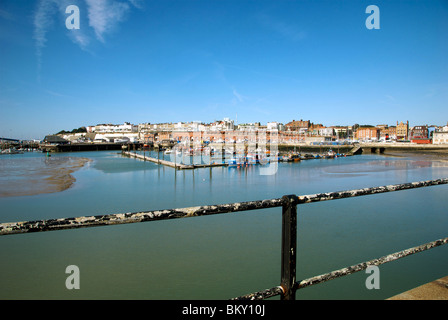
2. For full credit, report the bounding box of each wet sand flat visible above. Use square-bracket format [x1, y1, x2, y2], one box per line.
[0, 156, 91, 198]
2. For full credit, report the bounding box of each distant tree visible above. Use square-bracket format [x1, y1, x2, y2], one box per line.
[72, 127, 87, 133]
[56, 127, 87, 135]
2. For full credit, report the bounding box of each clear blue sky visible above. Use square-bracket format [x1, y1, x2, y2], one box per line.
[1, 0, 447, 139]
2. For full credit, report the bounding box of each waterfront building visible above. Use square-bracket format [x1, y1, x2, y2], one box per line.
[267, 122, 284, 131]
[333, 126, 351, 139]
[173, 121, 206, 132]
[318, 127, 334, 138]
[238, 123, 260, 131]
[433, 131, 448, 144]
[378, 125, 397, 141]
[209, 118, 235, 131]
[308, 124, 325, 136]
[396, 121, 409, 140]
[222, 118, 235, 131]
[42, 135, 69, 145]
[285, 119, 311, 132]
[138, 123, 154, 133]
[355, 126, 379, 141]
[150, 123, 175, 132]
[94, 122, 138, 133]
[410, 125, 428, 139]
[157, 131, 173, 142]
[410, 125, 431, 144]
[279, 131, 304, 144]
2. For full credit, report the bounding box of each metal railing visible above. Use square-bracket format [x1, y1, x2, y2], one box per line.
[1, 178, 447, 300]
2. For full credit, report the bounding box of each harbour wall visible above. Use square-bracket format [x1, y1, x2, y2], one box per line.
[39, 142, 448, 156]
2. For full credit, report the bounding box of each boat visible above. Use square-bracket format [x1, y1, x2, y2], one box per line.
[228, 157, 239, 167]
[289, 154, 301, 162]
[1, 148, 24, 154]
[114, 138, 130, 144]
[324, 150, 336, 159]
[228, 155, 257, 167]
[303, 154, 315, 160]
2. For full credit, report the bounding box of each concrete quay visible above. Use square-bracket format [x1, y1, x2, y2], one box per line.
[122, 151, 228, 170]
[276, 142, 448, 153]
[387, 276, 448, 300]
[359, 143, 448, 155]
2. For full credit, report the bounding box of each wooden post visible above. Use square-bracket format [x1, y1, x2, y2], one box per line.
[281, 195, 299, 300]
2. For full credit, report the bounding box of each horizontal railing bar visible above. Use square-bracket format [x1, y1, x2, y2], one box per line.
[231, 286, 284, 300]
[296, 178, 448, 204]
[233, 237, 448, 300]
[1, 178, 447, 236]
[295, 237, 448, 290]
[0, 198, 284, 236]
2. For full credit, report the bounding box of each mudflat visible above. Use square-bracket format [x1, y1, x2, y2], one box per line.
[0, 156, 91, 198]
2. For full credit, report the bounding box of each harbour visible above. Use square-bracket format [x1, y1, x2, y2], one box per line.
[0, 150, 447, 299]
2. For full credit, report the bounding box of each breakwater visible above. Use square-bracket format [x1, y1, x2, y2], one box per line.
[39, 141, 448, 156]
[40, 143, 143, 153]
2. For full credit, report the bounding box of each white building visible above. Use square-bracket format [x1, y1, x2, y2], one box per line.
[237, 122, 260, 131]
[173, 121, 206, 132]
[319, 127, 334, 137]
[209, 118, 235, 131]
[442, 123, 448, 132]
[93, 133, 139, 143]
[222, 118, 234, 130]
[433, 131, 448, 144]
[267, 122, 284, 131]
[94, 122, 138, 133]
[138, 123, 155, 133]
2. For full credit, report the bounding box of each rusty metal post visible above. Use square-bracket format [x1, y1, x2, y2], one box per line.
[281, 194, 299, 300]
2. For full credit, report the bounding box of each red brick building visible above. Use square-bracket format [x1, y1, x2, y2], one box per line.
[355, 127, 380, 141]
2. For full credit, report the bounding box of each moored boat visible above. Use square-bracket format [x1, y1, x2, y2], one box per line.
[1, 148, 24, 154]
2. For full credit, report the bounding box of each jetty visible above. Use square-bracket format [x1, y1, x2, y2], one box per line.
[122, 151, 228, 170]
[388, 275, 448, 300]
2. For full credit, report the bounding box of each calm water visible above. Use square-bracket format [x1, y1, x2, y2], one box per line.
[0, 151, 447, 299]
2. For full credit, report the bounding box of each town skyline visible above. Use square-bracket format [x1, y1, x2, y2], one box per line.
[59, 118, 447, 133]
[4, 116, 448, 141]
[38, 118, 446, 146]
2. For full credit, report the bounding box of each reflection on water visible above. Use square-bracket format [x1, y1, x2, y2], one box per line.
[0, 151, 448, 300]
[322, 159, 448, 175]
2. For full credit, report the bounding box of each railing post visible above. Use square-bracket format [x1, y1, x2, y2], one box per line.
[281, 194, 299, 300]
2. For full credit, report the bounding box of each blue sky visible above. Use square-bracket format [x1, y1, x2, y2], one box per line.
[1, 0, 447, 139]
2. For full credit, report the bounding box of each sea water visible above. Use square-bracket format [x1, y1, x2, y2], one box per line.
[0, 151, 447, 299]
